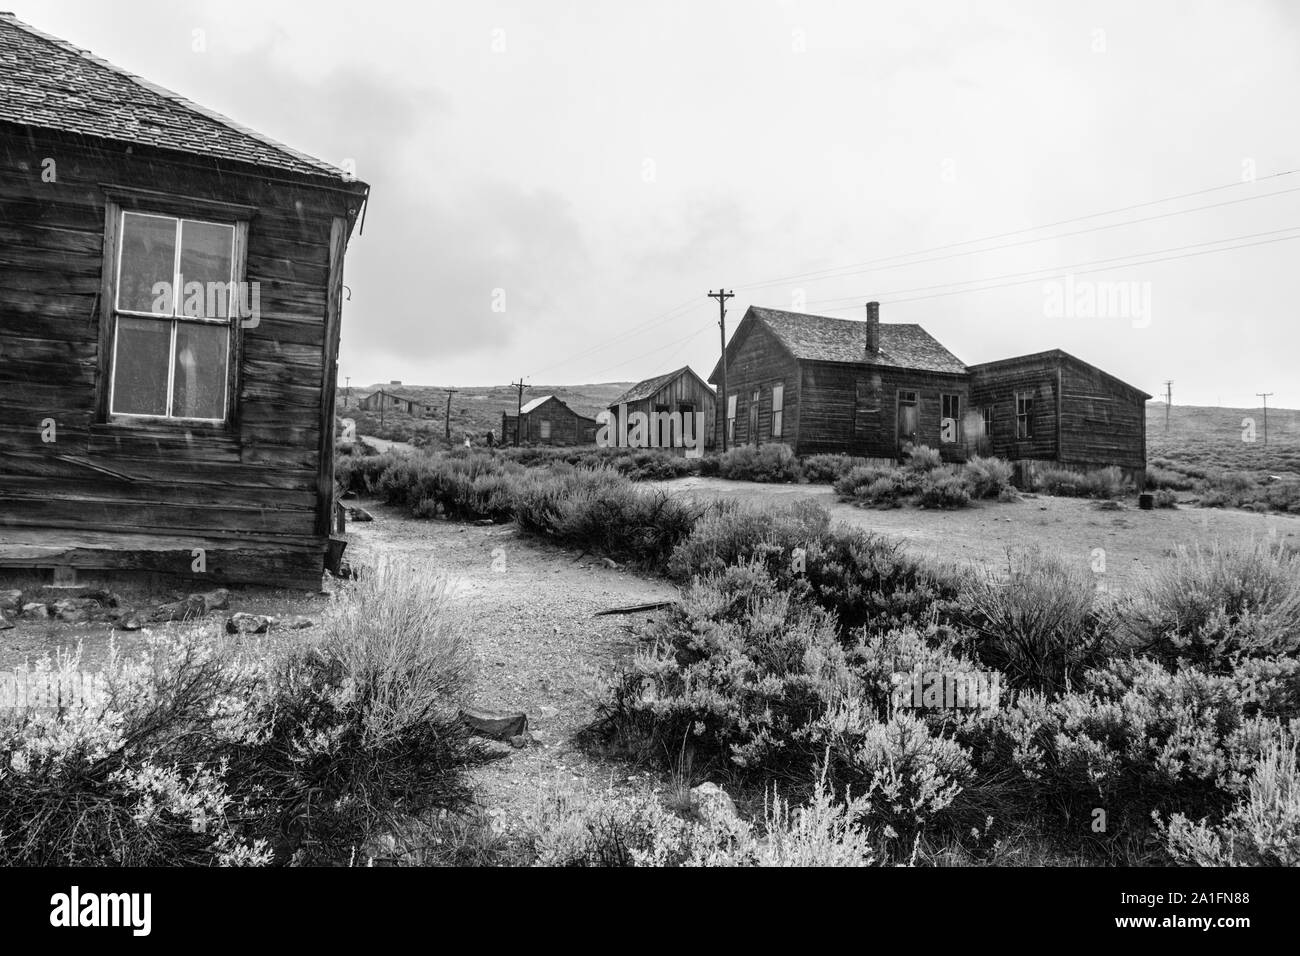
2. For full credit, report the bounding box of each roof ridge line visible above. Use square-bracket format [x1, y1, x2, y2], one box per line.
[0, 12, 351, 181]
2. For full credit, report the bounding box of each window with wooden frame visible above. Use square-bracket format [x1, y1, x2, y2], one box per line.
[539, 419, 552, 440]
[101, 191, 250, 425]
[726, 393, 737, 442]
[1015, 392, 1035, 439]
[748, 388, 760, 444]
[981, 406, 993, 438]
[771, 383, 784, 439]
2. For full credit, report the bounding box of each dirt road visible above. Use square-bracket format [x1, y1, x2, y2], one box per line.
[346, 500, 677, 818]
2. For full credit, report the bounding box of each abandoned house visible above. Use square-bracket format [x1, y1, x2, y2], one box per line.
[709, 302, 1150, 484]
[605, 365, 716, 453]
[0, 13, 369, 588]
[356, 388, 430, 417]
[500, 395, 599, 446]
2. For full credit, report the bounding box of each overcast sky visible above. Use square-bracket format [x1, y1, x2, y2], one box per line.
[13, 0, 1300, 405]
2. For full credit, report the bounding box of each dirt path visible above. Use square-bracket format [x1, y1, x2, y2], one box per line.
[345, 500, 677, 819]
[651, 477, 1300, 592]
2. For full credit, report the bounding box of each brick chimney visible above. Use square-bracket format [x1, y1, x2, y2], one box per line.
[865, 301, 880, 355]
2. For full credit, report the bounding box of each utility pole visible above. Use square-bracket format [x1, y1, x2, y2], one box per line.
[511, 379, 529, 446]
[443, 388, 458, 445]
[1257, 392, 1274, 446]
[344, 376, 350, 410]
[708, 288, 734, 451]
[1163, 380, 1173, 433]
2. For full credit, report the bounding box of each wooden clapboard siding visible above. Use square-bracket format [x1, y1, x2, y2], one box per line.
[0, 121, 366, 586]
[1057, 356, 1148, 474]
[609, 367, 716, 453]
[968, 350, 1149, 480]
[969, 356, 1061, 461]
[502, 396, 598, 446]
[800, 362, 968, 459]
[712, 320, 798, 450]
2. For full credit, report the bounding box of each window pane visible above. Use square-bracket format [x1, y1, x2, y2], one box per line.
[112, 316, 171, 415]
[180, 220, 235, 319]
[171, 322, 228, 419]
[119, 213, 176, 314]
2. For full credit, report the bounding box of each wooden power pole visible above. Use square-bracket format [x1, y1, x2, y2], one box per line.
[708, 288, 734, 451]
[443, 388, 458, 445]
[1163, 380, 1172, 434]
[511, 379, 529, 446]
[1258, 392, 1274, 446]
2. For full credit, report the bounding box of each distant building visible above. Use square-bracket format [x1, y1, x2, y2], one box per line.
[711, 302, 1150, 484]
[357, 388, 431, 417]
[501, 395, 599, 446]
[606, 366, 716, 454]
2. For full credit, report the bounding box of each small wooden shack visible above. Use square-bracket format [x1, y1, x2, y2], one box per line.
[605, 366, 716, 453]
[357, 388, 430, 417]
[500, 395, 599, 446]
[0, 13, 369, 588]
[711, 302, 1150, 480]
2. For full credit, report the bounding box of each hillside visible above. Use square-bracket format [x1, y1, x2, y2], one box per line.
[1146, 402, 1300, 478]
[337, 381, 634, 444]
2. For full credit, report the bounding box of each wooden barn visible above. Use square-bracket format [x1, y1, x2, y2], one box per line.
[710, 302, 1150, 480]
[0, 14, 368, 589]
[500, 395, 599, 446]
[605, 365, 716, 453]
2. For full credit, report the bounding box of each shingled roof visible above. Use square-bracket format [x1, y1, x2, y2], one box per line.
[608, 366, 713, 406]
[748, 307, 967, 374]
[0, 12, 352, 181]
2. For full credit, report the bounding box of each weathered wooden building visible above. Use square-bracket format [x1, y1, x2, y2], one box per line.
[605, 366, 716, 453]
[357, 388, 430, 417]
[0, 14, 368, 588]
[710, 303, 1150, 480]
[500, 395, 599, 446]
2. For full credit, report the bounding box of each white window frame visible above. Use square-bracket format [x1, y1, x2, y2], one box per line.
[726, 393, 737, 442]
[771, 383, 784, 439]
[107, 210, 241, 423]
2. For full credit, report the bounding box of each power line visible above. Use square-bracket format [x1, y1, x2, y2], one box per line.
[813, 230, 1300, 310]
[525, 295, 702, 379]
[804, 224, 1300, 309]
[735, 168, 1300, 292]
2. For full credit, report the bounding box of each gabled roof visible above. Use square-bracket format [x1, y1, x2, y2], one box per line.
[518, 395, 556, 415]
[609, 366, 714, 406]
[968, 349, 1153, 400]
[0, 13, 355, 182]
[723, 307, 967, 375]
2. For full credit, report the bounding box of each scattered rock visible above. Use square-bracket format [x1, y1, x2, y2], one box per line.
[226, 612, 273, 635]
[689, 782, 738, 821]
[537, 705, 559, 719]
[117, 614, 144, 631]
[461, 705, 528, 740]
[278, 615, 316, 630]
[347, 506, 374, 522]
[150, 589, 229, 622]
[0, 615, 13, 631]
[601, 557, 620, 570]
[20, 603, 52, 621]
[0, 589, 22, 613]
[508, 733, 531, 749]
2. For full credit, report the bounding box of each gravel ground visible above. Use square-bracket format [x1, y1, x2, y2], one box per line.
[344, 499, 678, 823]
